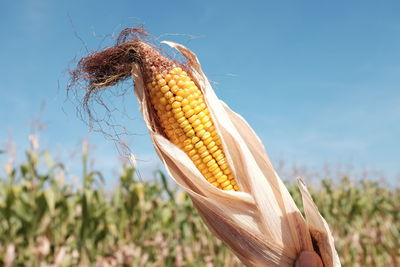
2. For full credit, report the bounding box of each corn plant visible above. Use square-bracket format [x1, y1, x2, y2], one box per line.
[0, 139, 398, 266]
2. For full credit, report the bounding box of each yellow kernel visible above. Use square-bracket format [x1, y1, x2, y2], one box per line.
[168, 80, 176, 87]
[188, 115, 198, 123]
[223, 184, 233, 190]
[159, 97, 167, 105]
[172, 138, 180, 145]
[171, 85, 179, 94]
[212, 150, 222, 158]
[204, 121, 212, 129]
[190, 99, 198, 105]
[215, 153, 224, 161]
[164, 91, 173, 99]
[202, 155, 212, 163]
[184, 144, 193, 152]
[177, 90, 189, 97]
[158, 79, 166, 86]
[211, 182, 219, 187]
[217, 158, 226, 166]
[174, 112, 185, 120]
[193, 105, 203, 114]
[200, 150, 209, 158]
[174, 67, 182, 74]
[183, 139, 191, 146]
[196, 129, 206, 138]
[172, 101, 181, 109]
[201, 132, 211, 140]
[172, 107, 182, 114]
[198, 146, 207, 154]
[212, 168, 224, 178]
[201, 115, 210, 123]
[208, 164, 218, 172]
[179, 135, 186, 142]
[177, 117, 186, 124]
[209, 146, 218, 153]
[177, 80, 185, 88]
[206, 159, 216, 167]
[194, 141, 204, 149]
[192, 119, 201, 127]
[156, 74, 163, 80]
[191, 136, 200, 144]
[207, 177, 216, 183]
[182, 99, 189, 106]
[182, 105, 191, 113]
[197, 111, 206, 119]
[187, 94, 196, 101]
[165, 74, 172, 82]
[194, 125, 205, 132]
[214, 171, 223, 178]
[183, 125, 192, 133]
[234, 185, 239, 190]
[204, 138, 214, 146]
[161, 85, 170, 93]
[180, 120, 190, 128]
[221, 180, 231, 188]
[190, 88, 198, 95]
[204, 172, 213, 179]
[168, 97, 175, 104]
[194, 159, 203, 166]
[185, 109, 195, 118]
[191, 154, 201, 161]
[217, 175, 228, 183]
[219, 163, 228, 170]
[175, 96, 183, 102]
[186, 129, 195, 137]
[188, 149, 196, 157]
[223, 168, 231, 175]
[198, 163, 207, 170]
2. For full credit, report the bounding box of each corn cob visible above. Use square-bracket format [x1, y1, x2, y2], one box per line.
[147, 67, 239, 191]
[73, 31, 239, 191]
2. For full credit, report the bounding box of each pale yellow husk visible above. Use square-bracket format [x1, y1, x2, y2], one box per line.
[131, 41, 341, 267]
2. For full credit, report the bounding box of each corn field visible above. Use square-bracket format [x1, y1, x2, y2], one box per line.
[0, 141, 398, 266]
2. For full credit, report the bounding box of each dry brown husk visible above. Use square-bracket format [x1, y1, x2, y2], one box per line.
[131, 41, 340, 267]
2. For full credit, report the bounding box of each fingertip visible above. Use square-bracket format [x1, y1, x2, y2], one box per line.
[295, 251, 323, 267]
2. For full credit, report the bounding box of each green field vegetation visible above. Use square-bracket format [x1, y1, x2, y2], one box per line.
[0, 142, 398, 266]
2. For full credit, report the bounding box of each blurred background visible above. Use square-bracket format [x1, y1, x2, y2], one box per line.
[0, 0, 399, 266]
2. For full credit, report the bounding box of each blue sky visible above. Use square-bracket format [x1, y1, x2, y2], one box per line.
[1, 0, 399, 184]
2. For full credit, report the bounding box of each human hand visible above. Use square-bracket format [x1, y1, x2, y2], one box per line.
[295, 251, 323, 267]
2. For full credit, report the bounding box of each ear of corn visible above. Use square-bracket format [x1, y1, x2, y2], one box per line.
[147, 67, 239, 191]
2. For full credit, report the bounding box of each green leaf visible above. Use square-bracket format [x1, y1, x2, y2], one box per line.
[44, 189, 55, 214]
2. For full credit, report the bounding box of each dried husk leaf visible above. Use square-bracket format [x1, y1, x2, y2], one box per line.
[298, 178, 341, 267]
[131, 41, 340, 267]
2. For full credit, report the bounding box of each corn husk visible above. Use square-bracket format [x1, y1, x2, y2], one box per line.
[131, 41, 340, 267]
